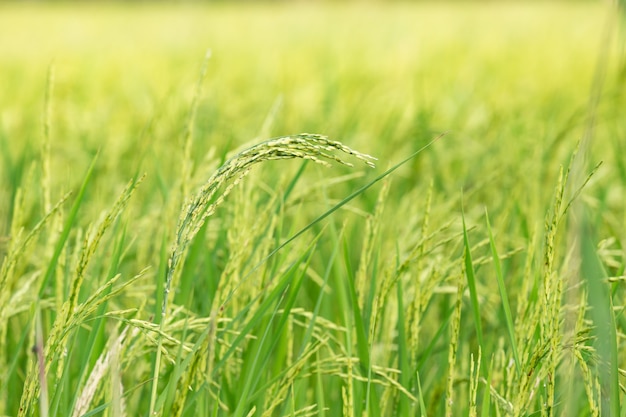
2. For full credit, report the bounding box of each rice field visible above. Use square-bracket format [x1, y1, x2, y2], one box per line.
[0, 2, 625, 416]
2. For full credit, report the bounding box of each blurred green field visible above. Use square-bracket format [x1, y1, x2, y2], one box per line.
[0, 2, 624, 416]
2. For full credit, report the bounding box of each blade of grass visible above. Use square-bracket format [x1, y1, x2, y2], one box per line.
[480, 357, 493, 417]
[342, 240, 371, 372]
[342, 236, 381, 416]
[461, 204, 484, 350]
[241, 246, 315, 415]
[316, 351, 327, 417]
[299, 224, 344, 356]
[154, 231, 168, 325]
[484, 209, 520, 374]
[232, 284, 288, 417]
[416, 371, 427, 417]
[416, 305, 455, 373]
[282, 160, 309, 205]
[581, 215, 620, 416]
[177, 220, 209, 309]
[35, 305, 49, 417]
[445, 271, 464, 417]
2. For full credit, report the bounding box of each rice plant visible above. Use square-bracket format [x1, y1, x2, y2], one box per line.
[0, 2, 624, 416]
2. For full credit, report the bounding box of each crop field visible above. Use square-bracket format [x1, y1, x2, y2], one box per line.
[0, 2, 625, 416]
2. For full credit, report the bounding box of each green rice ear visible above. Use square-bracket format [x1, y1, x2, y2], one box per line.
[165, 133, 376, 312]
[150, 134, 375, 412]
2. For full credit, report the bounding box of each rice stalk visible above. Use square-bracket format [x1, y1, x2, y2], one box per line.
[0, 190, 70, 398]
[71, 327, 134, 417]
[355, 179, 389, 310]
[407, 179, 434, 366]
[18, 176, 143, 417]
[163, 133, 375, 318]
[445, 269, 464, 417]
[149, 133, 375, 416]
[514, 226, 538, 344]
[541, 162, 566, 417]
[536, 144, 602, 416]
[573, 289, 600, 417]
[35, 306, 48, 417]
[469, 349, 482, 417]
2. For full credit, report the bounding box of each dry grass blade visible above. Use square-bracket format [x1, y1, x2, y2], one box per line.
[71, 327, 135, 417]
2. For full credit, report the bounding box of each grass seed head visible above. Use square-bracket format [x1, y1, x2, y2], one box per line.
[164, 133, 376, 314]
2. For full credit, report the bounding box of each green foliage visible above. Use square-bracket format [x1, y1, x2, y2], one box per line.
[1, 2, 625, 416]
